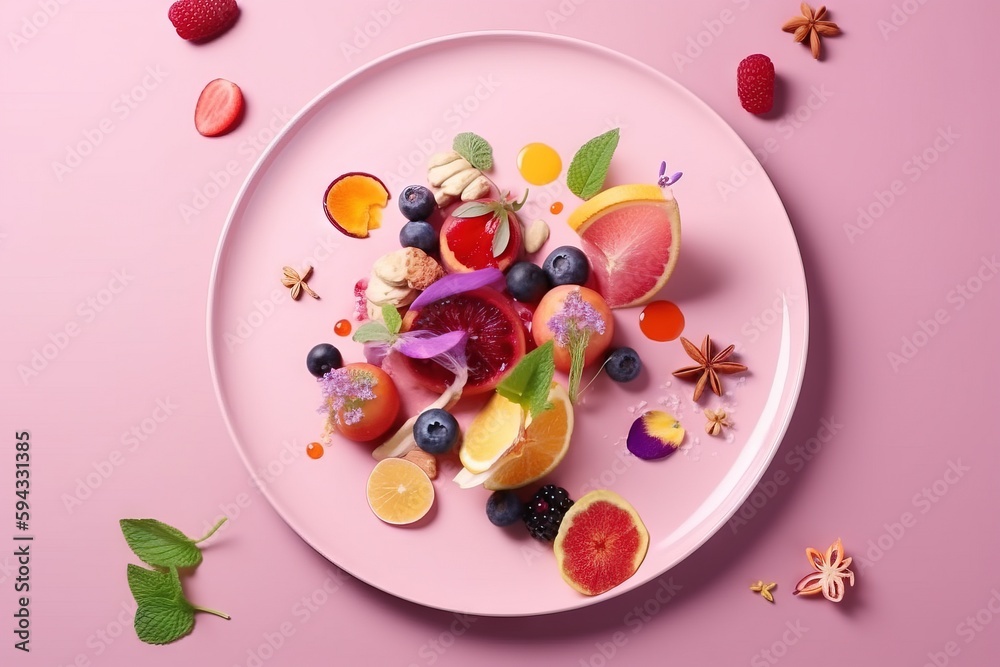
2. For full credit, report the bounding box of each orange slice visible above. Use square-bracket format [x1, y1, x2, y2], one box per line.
[366, 458, 434, 525]
[458, 392, 526, 474]
[484, 383, 573, 490]
[323, 172, 390, 238]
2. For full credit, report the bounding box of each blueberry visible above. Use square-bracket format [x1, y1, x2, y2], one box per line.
[399, 220, 438, 254]
[306, 343, 343, 378]
[606, 347, 642, 382]
[399, 185, 436, 221]
[505, 262, 551, 302]
[486, 491, 524, 527]
[413, 408, 459, 454]
[542, 246, 590, 286]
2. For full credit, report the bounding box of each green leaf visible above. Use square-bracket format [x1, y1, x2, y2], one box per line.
[381, 304, 402, 335]
[134, 596, 195, 645]
[491, 216, 510, 258]
[452, 201, 495, 219]
[453, 132, 493, 171]
[120, 519, 202, 569]
[497, 341, 555, 417]
[127, 564, 182, 603]
[510, 189, 529, 212]
[352, 320, 393, 344]
[566, 128, 620, 200]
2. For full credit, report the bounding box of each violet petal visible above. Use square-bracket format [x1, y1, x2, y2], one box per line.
[627, 411, 685, 460]
[410, 268, 504, 310]
[394, 331, 468, 359]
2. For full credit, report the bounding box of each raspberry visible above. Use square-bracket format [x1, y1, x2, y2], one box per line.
[737, 54, 775, 115]
[168, 0, 239, 42]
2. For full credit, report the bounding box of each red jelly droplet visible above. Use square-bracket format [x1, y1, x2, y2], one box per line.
[334, 319, 352, 336]
[549, 202, 564, 214]
[639, 301, 685, 342]
[306, 442, 324, 460]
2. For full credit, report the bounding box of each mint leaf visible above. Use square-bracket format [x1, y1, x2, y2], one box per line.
[381, 304, 402, 336]
[566, 128, 620, 200]
[352, 320, 393, 344]
[134, 596, 195, 645]
[127, 564, 182, 603]
[120, 519, 203, 569]
[491, 213, 510, 258]
[497, 341, 555, 417]
[453, 132, 493, 171]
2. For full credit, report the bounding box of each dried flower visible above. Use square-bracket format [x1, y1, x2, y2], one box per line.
[319, 367, 377, 426]
[750, 581, 776, 603]
[281, 265, 319, 300]
[793, 538, 855, 602]
[672, 335, 748, 401]
[704, 408, 731, 436]
[547, 289, 606, 402]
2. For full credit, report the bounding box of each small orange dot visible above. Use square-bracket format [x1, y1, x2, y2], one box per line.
[334, 319, 352, 336]
[639, 301, 685, 342]
[306, 442, 324, 459]
[549, 202, 564, 215]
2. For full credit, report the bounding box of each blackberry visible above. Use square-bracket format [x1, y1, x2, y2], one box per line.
[523, 485, 574, 542]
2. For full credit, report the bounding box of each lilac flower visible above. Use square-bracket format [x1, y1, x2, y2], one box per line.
[319, 367, 378, 425]
[546, 289, 606, 402]
[658, 160, 683, 187]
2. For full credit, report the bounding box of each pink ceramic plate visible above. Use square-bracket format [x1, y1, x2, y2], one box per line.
[208, 31, 808, 616]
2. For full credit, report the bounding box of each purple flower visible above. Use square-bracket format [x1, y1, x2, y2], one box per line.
[547, 289, 606, 347]
[319, 367, 377, 420]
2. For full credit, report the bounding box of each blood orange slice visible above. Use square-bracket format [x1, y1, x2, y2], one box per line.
[567, 184, 681, 309]
[402, 288, 526, 395]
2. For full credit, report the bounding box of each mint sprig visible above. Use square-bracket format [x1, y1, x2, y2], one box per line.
[352, 304, 402, 344]
[128, 565, 229, 645]
[121, 518, 230, 645]
[497, 340, 555, 417]
[119, 517, 226, 569]
[453, 132, 494, 171]
[567, 128, 620, 200]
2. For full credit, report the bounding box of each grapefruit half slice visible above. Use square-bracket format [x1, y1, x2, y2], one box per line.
[567, 184, 681, 309]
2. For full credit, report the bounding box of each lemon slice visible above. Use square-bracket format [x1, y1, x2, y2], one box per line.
[366, 458, 434, 525]
[458, 393, 525, 474]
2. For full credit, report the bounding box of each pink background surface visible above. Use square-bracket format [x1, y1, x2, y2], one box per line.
[2, 1, 998, 665]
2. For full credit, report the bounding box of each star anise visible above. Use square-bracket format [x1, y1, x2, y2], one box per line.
[672, 335, 747, 401]
[281, 265, 319, 300]
[782, 3, 841, 59]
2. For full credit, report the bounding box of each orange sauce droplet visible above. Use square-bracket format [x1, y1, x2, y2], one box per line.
[306, 442, 324, 460]
[334, 319, 352, 336]
[639, 301, 685, 342]
[549, 202, 564, 214]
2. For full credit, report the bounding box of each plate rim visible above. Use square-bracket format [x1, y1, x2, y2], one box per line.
[206, 29, 809, 617]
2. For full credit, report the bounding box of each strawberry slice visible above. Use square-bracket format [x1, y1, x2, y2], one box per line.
[168, 0, 239, 42]
[194, 79, 244, 137]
